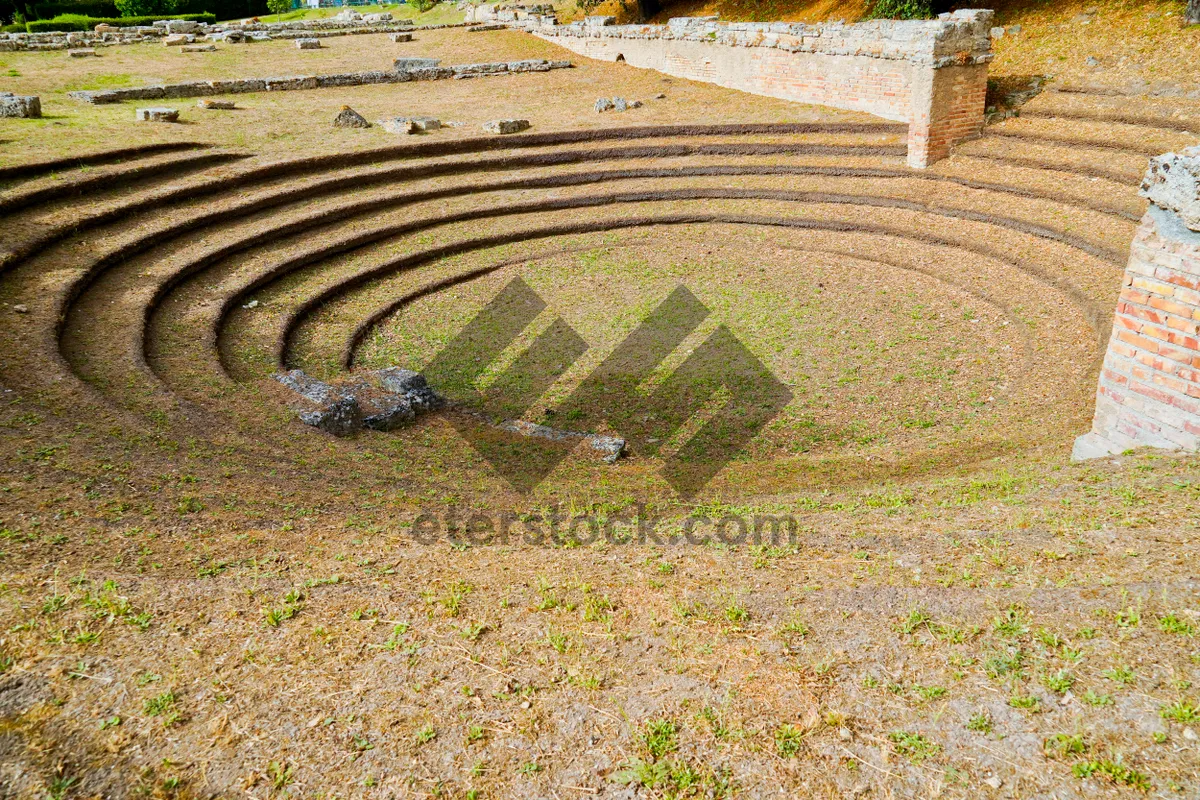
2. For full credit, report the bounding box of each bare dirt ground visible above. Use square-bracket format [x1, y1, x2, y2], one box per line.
[0, 5, 1199, 800]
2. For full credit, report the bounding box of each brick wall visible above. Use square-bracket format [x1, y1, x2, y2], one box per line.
[528, 11, 993, 168]
[1074, 147, 1200, 459]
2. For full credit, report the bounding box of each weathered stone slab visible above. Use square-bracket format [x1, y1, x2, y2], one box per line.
[197, 98, 235, 109]
[393, 56, 441, 70]
[162, 34, 189, 46]
[482, 118, 530, 134]
[389, 32, 412, 42]
[181, 44, 216, 52]
[67, 47, 96, 57]
[296, 37, 321, 49]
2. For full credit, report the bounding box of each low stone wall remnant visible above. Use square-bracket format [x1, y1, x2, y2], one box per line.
[1074, 146, 1200, 460]
[521, 10, 993, 168]
[67, 59, 571, 104]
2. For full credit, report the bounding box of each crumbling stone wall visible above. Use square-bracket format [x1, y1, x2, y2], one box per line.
[0, 17, 466, 52]
[1074, 146, 1200, 459]
[526, 11, 993, 168]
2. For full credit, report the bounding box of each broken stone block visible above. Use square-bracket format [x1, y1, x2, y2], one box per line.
[482, 118, 530, 134]
[299, 396, 362, 436]
[68, 48, 97, 57]
[0, 93, 41, 118]
[408, 116, 440, 131]
[389, 32, 413, 42]
[296, 38, 321, 49]
[361, 394, 415, 431]
[181, 44, 216, 52]
[332, 106, 370, 128]
[162, 33, 189, 46]
[497, 419, 626, 463]
[135, 107, 179, 122]
[380, 117, 419, 134]
[94, 23, 117, 33]
[1141, 146, 1200, 231]
[394, 57, 441, 71]
[594, 97, 614, 112]
[612, 96, 627, 112]
[373, 368, 440, 412]
[164, 19, 200, 33]
[275, 369, 339, 405]
[197, 98, 235, 109]
[273, 368, 441, 435]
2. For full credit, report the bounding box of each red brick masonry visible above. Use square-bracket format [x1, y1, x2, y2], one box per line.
[1075, 149, 1200, 459]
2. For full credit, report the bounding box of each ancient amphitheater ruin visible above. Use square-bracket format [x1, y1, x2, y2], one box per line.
[1, 2, 1200, 796]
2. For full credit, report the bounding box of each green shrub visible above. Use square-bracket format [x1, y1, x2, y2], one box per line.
[1, 21, 24, 30]
[867, 0, 934, 19]
[114, 0, 160, 15]
[24, 10, 213, 29]
[408, 0, 436, 12]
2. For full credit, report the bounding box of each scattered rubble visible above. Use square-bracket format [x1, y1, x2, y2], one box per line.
[0, 16, 453, 53]
[595, 96, 642, 112]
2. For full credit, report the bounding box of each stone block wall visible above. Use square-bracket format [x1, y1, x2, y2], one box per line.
[528, 10, 993, 168]
[1074, 147, 1200, 459]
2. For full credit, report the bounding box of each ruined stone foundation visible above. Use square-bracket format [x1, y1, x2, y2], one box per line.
[528, 10, 993, 168]
[1074, 146, 1200, 459]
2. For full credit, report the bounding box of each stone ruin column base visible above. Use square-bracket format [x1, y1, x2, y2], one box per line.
[1074, 147, 1200, 460]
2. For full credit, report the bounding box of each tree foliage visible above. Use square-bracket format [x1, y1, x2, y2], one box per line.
[867, 0, 933, 20]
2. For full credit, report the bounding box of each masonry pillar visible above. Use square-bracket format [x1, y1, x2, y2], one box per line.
[907, 61, 989, 169]
[1073, 146, 1200, 459]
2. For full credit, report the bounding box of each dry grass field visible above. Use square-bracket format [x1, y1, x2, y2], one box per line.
[1, 3, 1199, 799]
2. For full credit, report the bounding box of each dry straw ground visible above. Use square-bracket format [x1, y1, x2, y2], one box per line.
[1, 1, 1199, 798]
